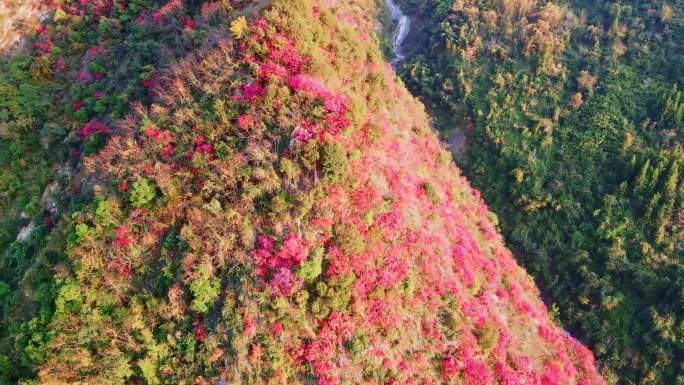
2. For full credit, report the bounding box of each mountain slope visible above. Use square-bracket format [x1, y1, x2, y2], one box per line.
[396, 0, 684, 383]
[1, 1, 604, 384]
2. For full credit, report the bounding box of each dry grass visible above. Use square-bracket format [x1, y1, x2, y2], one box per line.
[0, 0, 44, 54]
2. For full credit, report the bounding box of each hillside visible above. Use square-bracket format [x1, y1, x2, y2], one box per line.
[0, 0, 605, 384]
[396, 0, 684, 383]
[0, 0, 44, 54]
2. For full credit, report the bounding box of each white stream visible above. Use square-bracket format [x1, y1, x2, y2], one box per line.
[384, 0, 411, 67]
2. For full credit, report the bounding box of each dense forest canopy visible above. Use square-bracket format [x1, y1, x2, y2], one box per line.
[397, 0, 684, 383]
[0, 0, 605, 385]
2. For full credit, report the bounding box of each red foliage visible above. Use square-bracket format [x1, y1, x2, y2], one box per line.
[324, 247, 350, 277]
[68, 12, 606, 385]
[237, 114, 257, 130]
[288, 74, 328, 97]
[193, 315, 208, 342]
[130, 208, 148, 224]
[243, 315, 257, 339]
[270, 267, 303, 297]
[113, 225, 132, 248]
[272, 321, 283, 335]
[541, 362, 563, 385]
[193, 135, 214, 156]
[233, 81, 266, 103]
[258, 63, 288, 81]
[252, 234, 309, 297]
[109, 258, 132, 279]
[463, 356, 493, 385]
[249, 344, 263, 363]
[35, 36, 53, 55]
[184, 17, 196, 29]
[442, 355, 458, 379]
[81, 119, 109, 138]
[277, 235, 309, 266]
[145, 128, 175, 146]
[54, 57, 66, 72]
[163, 143, 176, 158]
[494, 362, 523, 385]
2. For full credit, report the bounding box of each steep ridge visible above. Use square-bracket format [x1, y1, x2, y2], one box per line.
[395, 1, 684, 383]
[0, 1, 604, 384]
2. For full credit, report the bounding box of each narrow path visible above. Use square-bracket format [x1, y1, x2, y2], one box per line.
[384, 0, 411, 67]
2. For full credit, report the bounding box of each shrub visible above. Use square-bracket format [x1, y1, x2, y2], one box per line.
[297, 139, 320, 171]
[321, 142, 347, 185]
[476, 321, 500, 353]
[296, 247, 323, 282]
[335, 224, 365, 255]
[230, 16, 248, 39]
[130, 177, 156, 208]
[345, 331, 370, 355]
[54, 279, 82, 315]
[71, 223, 90, 246]
[310, 273, 354, 319]
[190, 265, 221, 313]
[422, 182, 439, 204]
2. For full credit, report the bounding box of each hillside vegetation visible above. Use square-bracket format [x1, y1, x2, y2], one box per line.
[398, 0, 684, 383]
[0, 0, 606, 384]
[0, 0, 44, 53]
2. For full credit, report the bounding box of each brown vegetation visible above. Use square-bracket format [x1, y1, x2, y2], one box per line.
[0, 0, 44, 54]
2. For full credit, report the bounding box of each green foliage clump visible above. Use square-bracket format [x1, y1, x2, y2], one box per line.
[335, 224, 365, 255]
[346, 331, 370, 355]
[70, 223, 91, 246]
[476, 321, 500, 354]
[296, 247, 324, 282]
[422, 182, 439, 204]
[138, 355, 160, 385]
[321, 141, 347, 185]
[54, 279, 82, 315]
[189, 265, 221, 313]
[130, 177, 156, 208]
[310, 273, 355, 319]
[297, 139, 320, 171]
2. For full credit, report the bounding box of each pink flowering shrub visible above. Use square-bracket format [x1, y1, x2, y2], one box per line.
[442, 355, 459, 379]
[463, 356, 493, 385]
[113, 225, 132, 248]
[81, 119, 109, 138]
[270, 267, 303, 296]
[237, 114, 257, 130]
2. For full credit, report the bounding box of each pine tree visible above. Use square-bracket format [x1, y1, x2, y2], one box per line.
[664, 161, 679, 198]
[635, 158, 651, 198]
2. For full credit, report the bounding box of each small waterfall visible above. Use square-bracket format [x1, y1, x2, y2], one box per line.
[384, 0, 411, 67]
